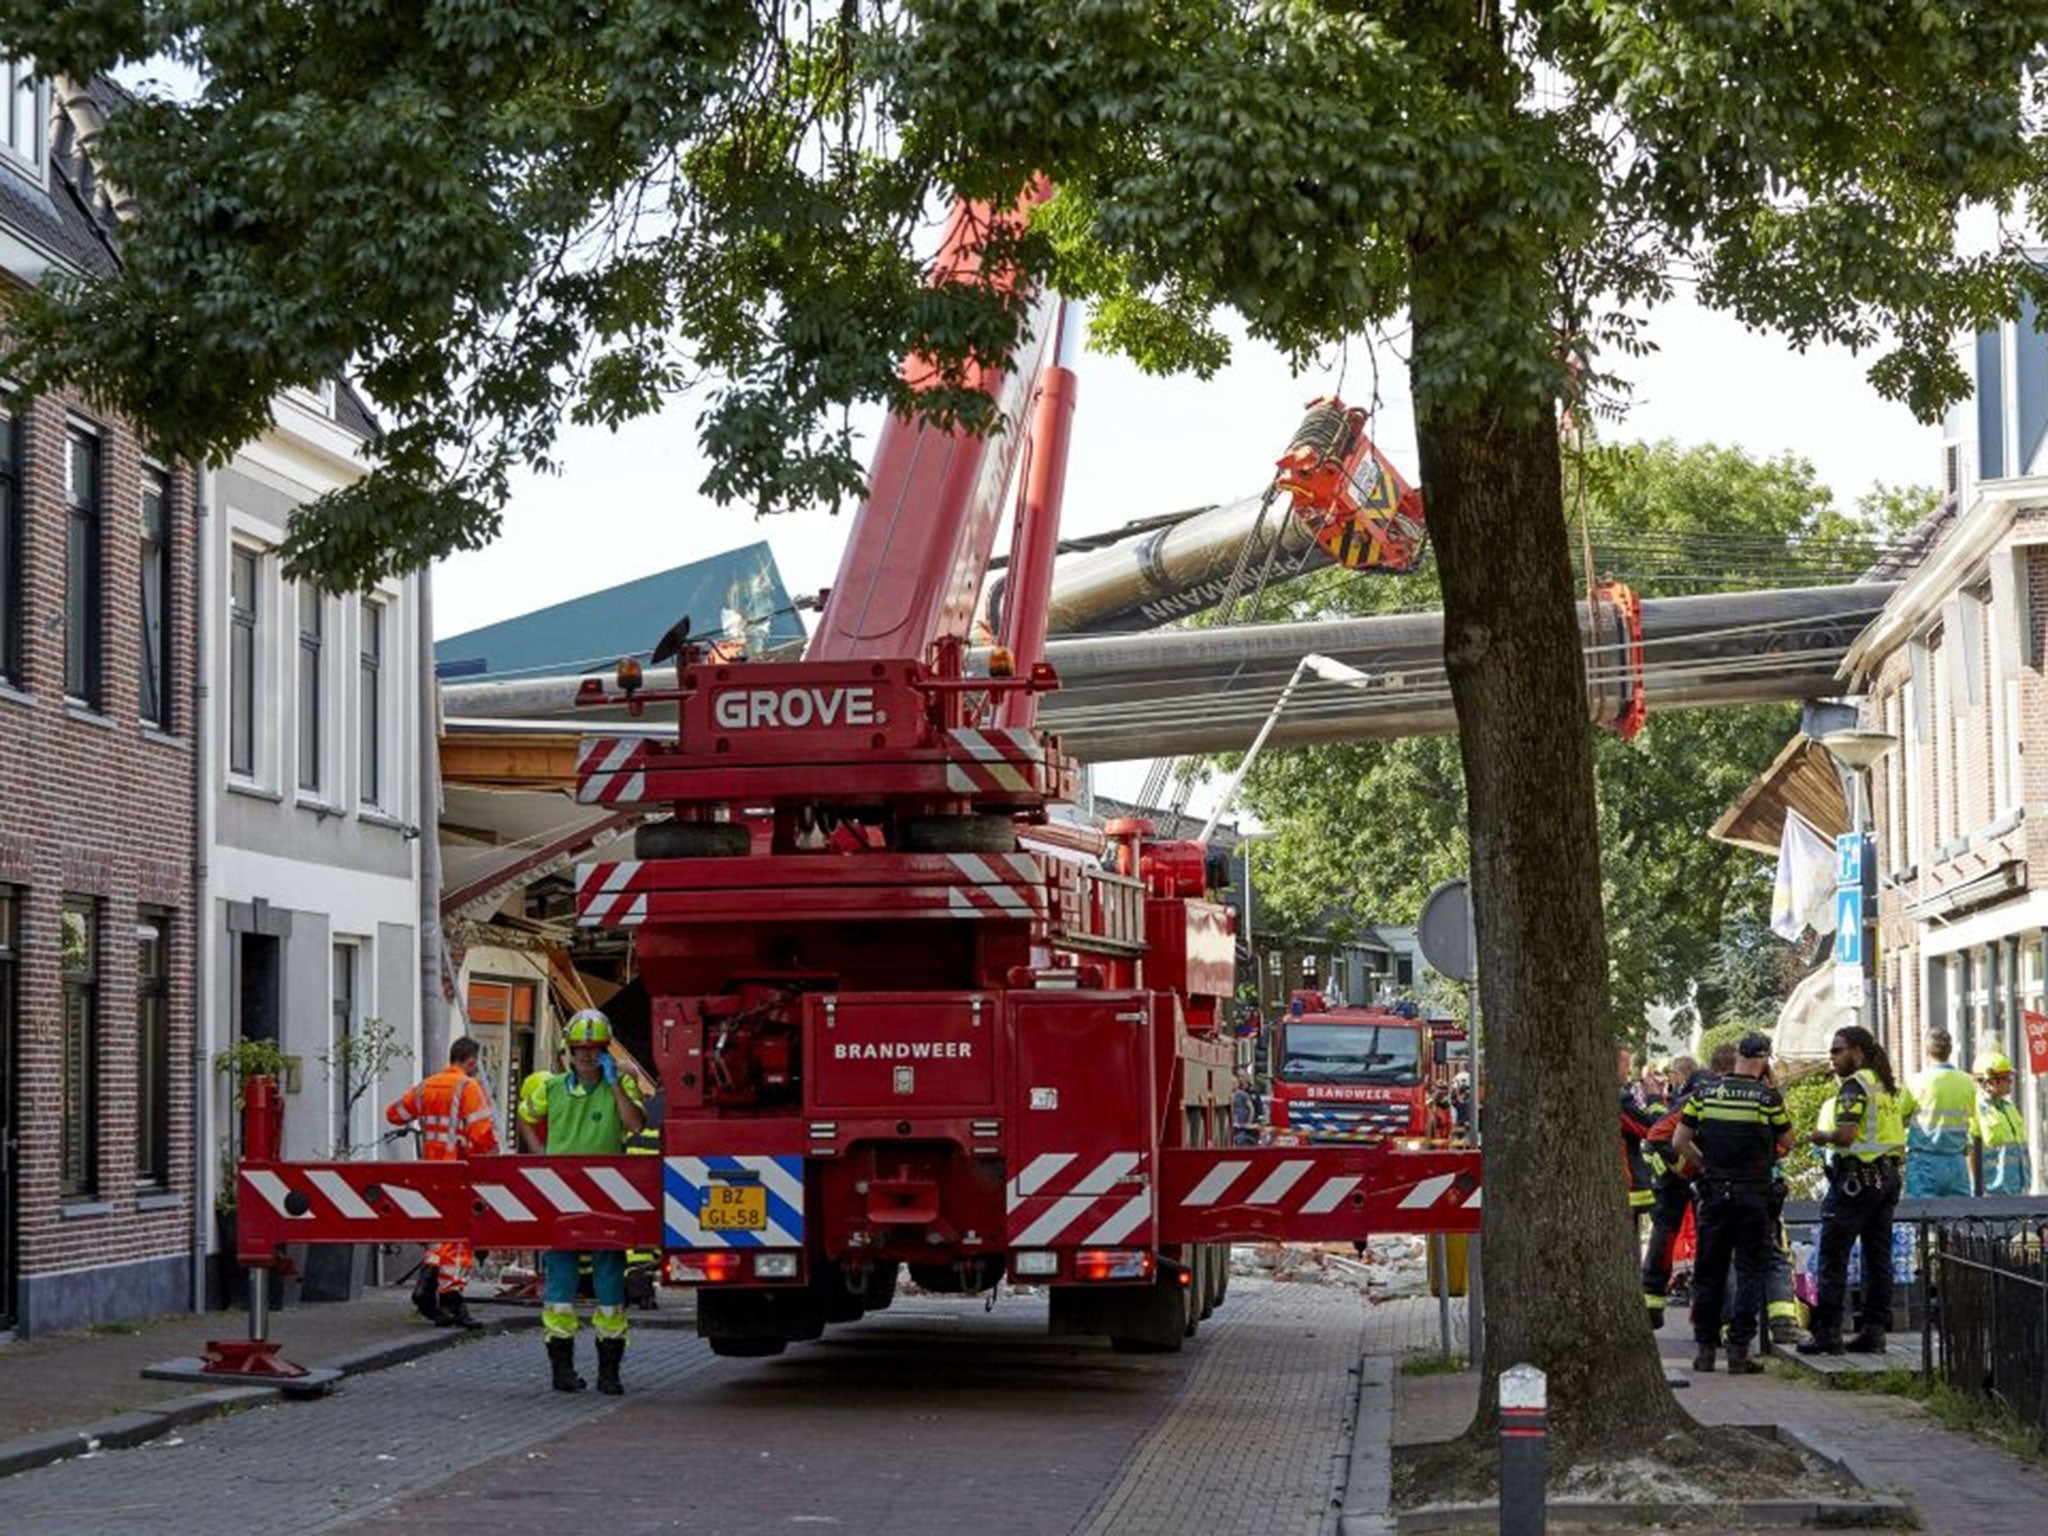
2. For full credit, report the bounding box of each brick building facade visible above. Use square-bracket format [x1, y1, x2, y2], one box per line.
[0, 375, 200, 1334]
[1835, 311, 2048, 1192]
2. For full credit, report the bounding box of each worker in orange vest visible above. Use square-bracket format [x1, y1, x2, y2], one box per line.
[387, 1034, 499, 1328]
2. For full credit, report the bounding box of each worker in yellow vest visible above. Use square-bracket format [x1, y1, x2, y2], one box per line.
[1973, 1054, 2031, 1196]
[1799, 1024, 1907, 1357]
[1904, 1029, 1975, 1197]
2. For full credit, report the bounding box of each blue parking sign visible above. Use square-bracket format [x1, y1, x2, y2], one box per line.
[1835, 888, 1863, 966]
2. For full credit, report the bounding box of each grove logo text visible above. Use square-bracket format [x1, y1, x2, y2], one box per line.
[713, 686, 881, 730]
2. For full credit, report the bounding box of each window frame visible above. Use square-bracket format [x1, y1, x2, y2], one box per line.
[63, 423, 102, 709]
[297, 582, 324, 794]
[59, 897, 99, 1201]
[135, 909, 171, 1189]
[0, 394, 18, 686]
[228, 544, 260, 779]
[139, 465, 172, 731]
[359, 598, 384, 807]
[1, 60, 46, 179]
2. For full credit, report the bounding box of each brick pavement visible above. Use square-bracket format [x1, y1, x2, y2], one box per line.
[1, 1274, 1387, 1536]
[5, 1326, 719, 1534]
[1384, 1303, 2048, 1534]
[1077, 1279, 1372, 1536]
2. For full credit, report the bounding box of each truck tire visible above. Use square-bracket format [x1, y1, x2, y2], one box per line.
[900, 814, 1017, 854]
[635, 820, 751, 860]
[708, 1336, 787, 1358]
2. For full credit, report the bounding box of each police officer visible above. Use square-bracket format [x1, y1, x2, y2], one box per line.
[1671, 1032, 1791, 1373]
[1799, 1024, 1907, 1356]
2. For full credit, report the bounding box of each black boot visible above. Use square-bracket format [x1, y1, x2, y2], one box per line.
[411, 1266, 442, 1324]
[1797, 1330, 1845, 1356]
[1845, 1326, 1888, 1354]
[596, 1337, 625, 1396]
[436, 1291, 485, 1331]
[1724, 1345, 1762, 1375]
[547, 1337, 587, 1392]
[1691, 1346, 1715, 1372]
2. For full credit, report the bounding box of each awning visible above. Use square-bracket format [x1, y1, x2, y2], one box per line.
[1774, 962, 1847, 1062]
[1710, 735, 1850, 855]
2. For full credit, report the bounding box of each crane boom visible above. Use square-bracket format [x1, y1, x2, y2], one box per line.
[807, 193, 1061, 663]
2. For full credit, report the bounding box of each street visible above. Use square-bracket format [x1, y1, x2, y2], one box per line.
[6, 1277, 1374, 1535]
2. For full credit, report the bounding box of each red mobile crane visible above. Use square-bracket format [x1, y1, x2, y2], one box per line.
[235, 197, 1481, 1362]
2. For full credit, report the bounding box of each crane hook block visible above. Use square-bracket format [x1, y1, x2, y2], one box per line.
[1274, 397, 1428, 573]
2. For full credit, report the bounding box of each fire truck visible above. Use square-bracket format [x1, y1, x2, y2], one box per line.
[1262, 994, 1461, 1147]
[232, 197, 1481, 1368]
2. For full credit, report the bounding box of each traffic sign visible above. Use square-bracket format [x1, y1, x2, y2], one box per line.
[1836, 833, 1863, 890]
[1834, 889, 1863, 966]
[1418, 879, 1475, 982]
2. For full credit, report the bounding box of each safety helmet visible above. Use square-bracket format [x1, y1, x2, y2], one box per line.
[1452, 1071, 1472, 1089]
[1980, 1052, 2015, 1077]
[564, 1009, 613, 1046]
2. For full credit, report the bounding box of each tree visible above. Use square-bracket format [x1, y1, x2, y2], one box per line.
[4, 0, 2041, 1462]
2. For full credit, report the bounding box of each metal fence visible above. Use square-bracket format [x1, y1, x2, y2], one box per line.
[1933, 1219, 2047, 1442]
[1782, 1194, 2048, 1445]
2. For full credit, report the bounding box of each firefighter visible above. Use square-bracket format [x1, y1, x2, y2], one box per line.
[1621, 1061, 1670, 1235]
[1638, 1054, 1703, 1327]
[1904, 1029, 1974, 1197]
[386, 1035, 499, 1328]
[521, 1008, 645, 1394]
[1671, 1032, 1791, 1373]
[1799, 1024, 1907, 1356]
[1973, 1054, 2030, 1196]
[623, 1080, 666, 1307]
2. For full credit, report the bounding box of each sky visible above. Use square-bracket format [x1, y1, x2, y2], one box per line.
[432, 293, 1943, 643]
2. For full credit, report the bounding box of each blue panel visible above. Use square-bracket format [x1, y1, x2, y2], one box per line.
[1977, 328, 2007, 480]
[434, 541, 807, 680]
[2021, 296, 2048, 475]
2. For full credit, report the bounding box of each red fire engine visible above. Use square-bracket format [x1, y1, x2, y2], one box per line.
[231, 197, 1481, 1367]
[1262, 994, 1463, 1147]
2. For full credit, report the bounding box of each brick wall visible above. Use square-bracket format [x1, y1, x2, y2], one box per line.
[0, 382, 198, 1333]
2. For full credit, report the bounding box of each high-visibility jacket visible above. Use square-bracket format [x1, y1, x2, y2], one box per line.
[387, 1066, 498, 1160]
[1978, 1096, 2030, 1195]
[1906, 1063, 1976, 1158]
[1817, 1068, 1906, 1164]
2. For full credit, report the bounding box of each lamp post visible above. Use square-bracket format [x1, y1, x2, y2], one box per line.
[1819, 728, 1898, 1052]
[1197, 653, 1374, 844]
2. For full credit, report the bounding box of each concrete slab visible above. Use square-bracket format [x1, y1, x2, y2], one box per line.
[1338, 1353, 1396, 1536]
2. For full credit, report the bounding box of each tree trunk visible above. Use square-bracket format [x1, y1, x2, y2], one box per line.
[1410, 268, 1687, 1460]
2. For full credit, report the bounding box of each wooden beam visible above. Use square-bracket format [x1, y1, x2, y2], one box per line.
[440, 733, 581, 790]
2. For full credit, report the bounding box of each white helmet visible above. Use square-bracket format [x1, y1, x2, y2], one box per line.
[1452, 1071, 1472, 1089]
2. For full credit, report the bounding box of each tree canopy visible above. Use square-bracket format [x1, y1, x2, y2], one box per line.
[0, 2, 2035, 587]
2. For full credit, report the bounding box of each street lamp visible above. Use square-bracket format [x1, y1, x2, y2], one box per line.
[1197, 653, 1373, 844]
[1819, 727, 1898, 1051]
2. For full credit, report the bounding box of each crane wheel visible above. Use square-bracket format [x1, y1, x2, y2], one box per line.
[900, 815, 1017, 854]
[635, 821, 752, 860]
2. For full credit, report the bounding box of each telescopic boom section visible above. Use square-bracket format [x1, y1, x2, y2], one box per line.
[807, 189, 1061, 664]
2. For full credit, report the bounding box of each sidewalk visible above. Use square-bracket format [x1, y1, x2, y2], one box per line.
[0, 1281, 690, 1478]
[1385, 1308, 2048, 1533]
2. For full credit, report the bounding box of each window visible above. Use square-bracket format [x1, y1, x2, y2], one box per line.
[59, 899, 98, 1199]
[359, 599, 383, 805]
[0, 397, 17, 684]
[136, 911, 170, 1188]
[2, 59, 43, 172]
[64, 426, 101, 707]
[229, 548, 258, 776]
[139, 467, 171, 730]
[297, 583, 323, 791]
